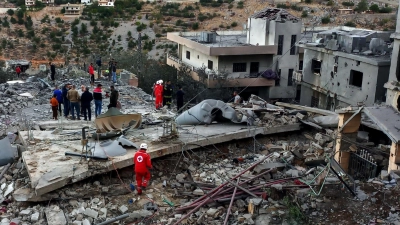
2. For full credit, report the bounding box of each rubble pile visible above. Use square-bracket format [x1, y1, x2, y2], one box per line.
[0, 70, 153, 136]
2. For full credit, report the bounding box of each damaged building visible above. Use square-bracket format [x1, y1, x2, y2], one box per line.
[297, 27, 393, 109]
[167, 7, 302, 100]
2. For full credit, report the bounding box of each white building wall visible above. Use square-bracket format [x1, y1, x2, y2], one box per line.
[180, 45, 219, 71]
[247, 18, 269, 46]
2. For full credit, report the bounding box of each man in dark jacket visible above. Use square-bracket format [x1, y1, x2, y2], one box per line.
[96, 57, 102, 78]
[49, 62, 56, 82]
[108, 59, 114, 81]
[62, 84, 70, 118]
[108, 85, 118, 109]
[163, 80, 173, 109]
[54, 86, 63, 115]
[81, 87, 94, 121]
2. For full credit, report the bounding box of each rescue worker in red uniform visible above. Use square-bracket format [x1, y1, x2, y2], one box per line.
[133, 143, 152, 195]
[154, 80, 164, 110]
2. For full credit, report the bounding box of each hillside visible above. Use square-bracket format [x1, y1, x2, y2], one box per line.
[0, 0, 396, 67]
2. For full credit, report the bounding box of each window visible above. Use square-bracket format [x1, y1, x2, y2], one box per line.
[186, 51, 190, 60]
[250, 62, 259, 77]
[334, 56, 338, 64]
[288, 69, 293, 86]
[208, 60, 213, 70]
[311, 91, 319, 107]
[275, 69, 281, 86]
[356, 61, 360, 66]
[233, 63, 246, 72]
[349, 70, 363, 88]
[334, 65, 338, 73]
[277, 35, 284, 55]
[312, 59, 322, 74]
[299, 60, 303, 71]
[290, 35, 296, 55]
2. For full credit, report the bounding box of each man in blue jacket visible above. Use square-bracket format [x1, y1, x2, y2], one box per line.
[54, 86, 63, 115]
[62, 84, 70, 118]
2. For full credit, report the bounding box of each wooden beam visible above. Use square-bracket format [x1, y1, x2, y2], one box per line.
[275, 102, 337, 116]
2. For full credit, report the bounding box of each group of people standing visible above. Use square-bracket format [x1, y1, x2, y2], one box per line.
[50, 84, 119, 121]
[153, 80, 185, 111]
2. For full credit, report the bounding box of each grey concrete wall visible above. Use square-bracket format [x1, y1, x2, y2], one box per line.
[218, 55, 273, 78]
[376, 66, 390, 103]
[300, 85, 313, 106]
[269, 20, 302, 99]
[386, 38, 400, 105]
[301, 47, 389, 107]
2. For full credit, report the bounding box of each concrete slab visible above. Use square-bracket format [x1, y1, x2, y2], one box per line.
[364, 106, 400, 143]
[21, 123, 300, 196]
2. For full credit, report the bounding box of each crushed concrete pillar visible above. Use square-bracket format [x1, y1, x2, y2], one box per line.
[334, 108, 361, 172]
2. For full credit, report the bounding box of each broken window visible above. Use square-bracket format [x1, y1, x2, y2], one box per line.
[233, 63, 246, 72]
[299, 60, 303, 71]
[290, 35, 296, 55]
[349, 70, 363, 88]
[288, 69, 293, 86]
[277, 35, 284, 55]
[186, 51, 190, 60]
[334, 56, 338, 64]
[334, 65, 338, 73]
[275, 69, 281, 86]
[208, 60, 213, 70]
[356, 61, 360, 66]
[312, 59, 322, 74]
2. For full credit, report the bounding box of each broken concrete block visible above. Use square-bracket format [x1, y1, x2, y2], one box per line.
[45, 209, 67, 225]
[31, 212, 39, 222]
[193, 189, 204, 196]
[253, 163, 285, 174]
[82, 219, 91, 225]
[72, 221, 82, 225]
[119, 205, 128, 214]
[206, 208, 218, 216]
[250, 198, 263, 206]
[296, 113, 306, 120]
[83, 208, 98, 219]
[176, 173, 186, 181]
[129, 210, 153, 219]
[381, 170, 389, 180]
[19, 209, 32, 216]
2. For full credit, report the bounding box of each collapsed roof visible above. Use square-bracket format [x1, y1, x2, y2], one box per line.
[250, 7, 300, 22]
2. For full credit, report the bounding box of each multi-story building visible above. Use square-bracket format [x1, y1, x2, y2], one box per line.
[166, 7, 302, 100]
[25, 0, 54, 7]
[98, 0, 115, 6]
[297, 27, 392, 110]
[62, 3, 83, 16]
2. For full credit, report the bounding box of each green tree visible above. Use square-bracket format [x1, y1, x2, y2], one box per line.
[231, 21, 237, 27]
[369, 4, 379, 12]
[344, 21, 356, 27]
[301, 10, 308, 18]
[321, 16, 330, 24]
[7, 9, 14, 16]
[355, 0, 368, 12]
[192, 22, 199, 30]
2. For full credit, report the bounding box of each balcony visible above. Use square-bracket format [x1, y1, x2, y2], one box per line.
[166, 54, 275, 88]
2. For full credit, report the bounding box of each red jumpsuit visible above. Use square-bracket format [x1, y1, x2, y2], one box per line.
[155, 84, 164, 109]
[133, 149, 152, 192]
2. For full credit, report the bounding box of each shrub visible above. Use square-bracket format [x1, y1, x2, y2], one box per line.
[192, 22, 199, 30]
[342, 1, 354, 6]
[321, 16, 330, 24]
[301, 10, 308, 18]
[344, 21, 356, 27]
[231, 21, 237, 27]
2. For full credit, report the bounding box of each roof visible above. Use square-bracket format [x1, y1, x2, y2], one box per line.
[182, 32, 248, 47]
[250, 7, 300, 22]
[6, 59, 30, 65]
[364, 106, 400, 143]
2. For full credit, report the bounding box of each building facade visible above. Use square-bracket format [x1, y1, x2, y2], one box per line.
[25, 0, 54, 7]
[62, 3, 83, 16]
[298, 27, 392, 110]
[167, 7, 302, 101]
[98, 0, 115, 6]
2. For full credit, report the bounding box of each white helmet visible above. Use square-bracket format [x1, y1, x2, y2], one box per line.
[159, 80, 163, 84]
[140, 143, 148, 150]
[156, 81, 160, 85]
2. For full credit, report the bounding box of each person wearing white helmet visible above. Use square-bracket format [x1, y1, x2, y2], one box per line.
[154, 80, 164, 110]
[133, 143, 152, 195]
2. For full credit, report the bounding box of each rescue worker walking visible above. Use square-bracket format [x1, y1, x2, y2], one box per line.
[133, 143, 152, 195]
[163, 80, 173, 109]
[88, 63, 95, 87]
[15, 66, 21, 79]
